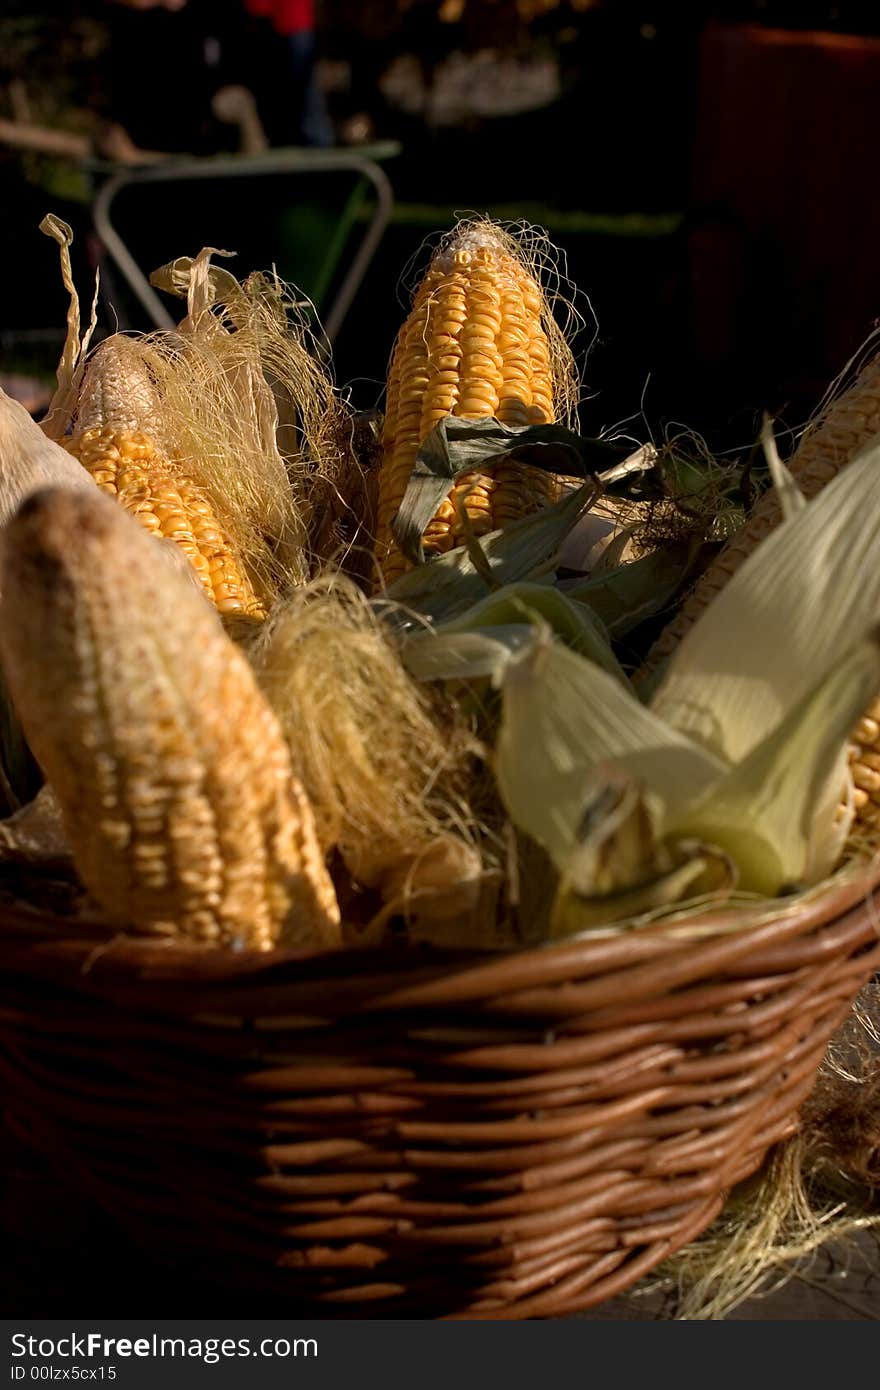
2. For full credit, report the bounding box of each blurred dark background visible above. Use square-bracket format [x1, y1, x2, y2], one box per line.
[2, 0, 879, 454]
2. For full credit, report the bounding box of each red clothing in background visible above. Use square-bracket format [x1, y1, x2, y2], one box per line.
[242, 0, 333, 146]
[244, 0, 314, 35]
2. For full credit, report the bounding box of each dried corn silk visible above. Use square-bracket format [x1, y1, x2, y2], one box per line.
[146, 251, 351, 590]
[248, 575, 492, 933]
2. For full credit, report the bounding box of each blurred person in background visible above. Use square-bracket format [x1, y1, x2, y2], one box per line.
[243, 0, 335, 147]
[101, 0, 268, 156]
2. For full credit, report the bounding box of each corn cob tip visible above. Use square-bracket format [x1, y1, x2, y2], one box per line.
[434, 222, 507, 269]
[75, 335, 167, 441]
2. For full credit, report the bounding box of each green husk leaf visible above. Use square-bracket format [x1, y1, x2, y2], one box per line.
[667, 634, 880, 894]
[550, 846, 736, 938]
[391, 416, 651, 565]
[490, 622, 879, 913]
[562, 770, 665, 897]
[547, 772, 726, 941]
[401, 626, 533, 684]
[589, 524, 636, 574]
[651, 438, 880, 763]
[381, 478, 599, 623]
[562, 540, 709, 638]
[410, 581, 625, 679]
[400, 581, 626, 687]
[493, 629, 725, 870]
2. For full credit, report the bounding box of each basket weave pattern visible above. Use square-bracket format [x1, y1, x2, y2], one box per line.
[1, 870, 878, 1318]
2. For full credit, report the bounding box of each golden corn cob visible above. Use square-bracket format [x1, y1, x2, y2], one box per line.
[376, 226, 562, 584]
[639, 351, 880, 684]
[66, 339, 265, 621]
[0, 486, 341, 951]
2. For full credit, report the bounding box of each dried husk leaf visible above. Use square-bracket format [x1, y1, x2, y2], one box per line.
[0, 786, 70, 865]
[38, 214, 99, 443]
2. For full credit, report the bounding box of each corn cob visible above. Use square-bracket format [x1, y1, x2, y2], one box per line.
[0, 486, 340, 951]
[376, 226, 562, 584]
[66, 339, 265, 621]
[638, 352, 880, 685]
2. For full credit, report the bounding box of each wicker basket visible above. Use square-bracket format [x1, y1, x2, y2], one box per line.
[0, 864, 878, 1319]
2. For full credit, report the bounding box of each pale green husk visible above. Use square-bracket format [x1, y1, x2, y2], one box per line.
[651, 437, 880, 764]
[383, 478, 599, 624]
[407, 438, 880, 923]
[401, 581, 627, 686]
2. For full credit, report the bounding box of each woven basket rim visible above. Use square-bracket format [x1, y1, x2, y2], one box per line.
[0, 853, 878, 1009]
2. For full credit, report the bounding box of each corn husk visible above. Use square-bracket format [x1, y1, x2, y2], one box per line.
[383, 477, 600, 625]
[492, 630, 723, 874]
[651, 437, 880, 765]
[0, 389, 95, 530]
[0, 786, 70, 865]
[667, 638, 880, 894]
[561, 540, 710, 639]
[389, 414, 643, 566]
[406, 435, 880, 921]
[38, 215, 99, 443]
[484, 627, 879, 913]
[401, 581, 627, 686]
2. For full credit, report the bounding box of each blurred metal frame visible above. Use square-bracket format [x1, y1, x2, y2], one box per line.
[91, 146, 396, 341]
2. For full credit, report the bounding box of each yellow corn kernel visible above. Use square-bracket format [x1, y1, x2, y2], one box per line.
[848, 696, 880, 833]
